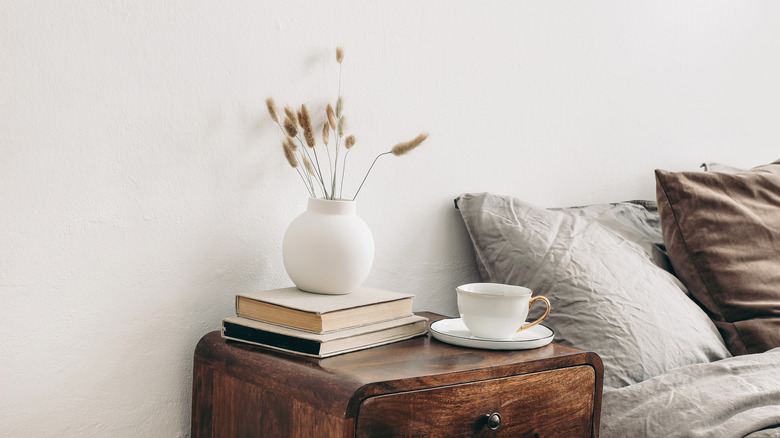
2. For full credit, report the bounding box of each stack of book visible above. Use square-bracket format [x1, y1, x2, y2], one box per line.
[221, 286, 428, 358]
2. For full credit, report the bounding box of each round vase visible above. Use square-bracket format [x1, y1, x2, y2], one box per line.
[282, 198, 374, 295]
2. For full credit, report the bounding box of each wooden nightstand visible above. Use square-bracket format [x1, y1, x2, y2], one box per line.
[191, 312, 603, 437]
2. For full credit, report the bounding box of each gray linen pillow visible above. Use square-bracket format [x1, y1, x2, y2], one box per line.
[556, 200, 687, 294]
[456, 192, 731, 389]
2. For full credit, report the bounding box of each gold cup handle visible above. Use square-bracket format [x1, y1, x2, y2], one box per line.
[517, 296, 551, 332]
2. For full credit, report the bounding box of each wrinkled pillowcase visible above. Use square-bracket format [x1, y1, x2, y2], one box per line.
[456, 192, 730, 389]
[555, 200, 687, 294]
[656, 159, 780, 355]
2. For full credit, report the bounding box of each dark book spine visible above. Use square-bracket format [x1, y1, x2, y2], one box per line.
[223, 321, 322, 355]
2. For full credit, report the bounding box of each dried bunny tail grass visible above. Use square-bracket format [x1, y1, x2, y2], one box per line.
[284, 106, 299, 127]
[322, 122, 330, 146]
[351, 133, 429, 201]
[390, 133, 429, 156]
[337, 116, 346, 137]
[266, 97, 279, 123]
[305, 128, 317, 148]
[336, 46, 344, 63]
[326, 104, 337, 130]
[284, 136, 298, 151]
[299, 104, 316, 148]
[283, 117, 298, 137]
[302, 153, 316, 176]
[282, 141, 298, 168]
[345, 135, 356, 149]
[336, 97, 344, 118]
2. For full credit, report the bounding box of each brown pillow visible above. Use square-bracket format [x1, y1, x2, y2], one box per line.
[655, 160, 780, 355]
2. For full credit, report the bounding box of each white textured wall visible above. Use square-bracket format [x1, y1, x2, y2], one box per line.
[2, 1, 779, 436]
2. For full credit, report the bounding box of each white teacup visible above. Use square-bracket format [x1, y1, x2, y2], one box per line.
[456, 283, 551, 339]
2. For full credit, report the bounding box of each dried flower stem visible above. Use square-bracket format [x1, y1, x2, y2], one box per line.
[299, 104, 333, 198]
[352, 133, 428, 200]
[321, 122, 334, 190]
[293, 165, 314, 197]
[339, 148, 352, 199]
[330, 114, 348, 198]
[331, 122, 341, 198]
[336, 47, 344, 102]
[296, 135, 329, 198]
[278, 126, 314, 197]
[331, 48, 344, 199]
[312, 147, 330, 198]
[280, 117, 318, 197]
[338, 135, 356, 198]
[267, 46, 428, 201]
[300, 153, 319, 196]
[272, 110, 325, 199]
[352, 152, 391, 201]
[292, 143, 316, 196]
[285, 143, 315, 198]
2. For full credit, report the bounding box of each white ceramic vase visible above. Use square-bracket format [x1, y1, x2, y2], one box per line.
[282, 198, 374, 295]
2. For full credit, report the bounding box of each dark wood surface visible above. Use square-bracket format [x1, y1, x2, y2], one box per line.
[192, 312, 604, 437]
[356, 365, 596, 437]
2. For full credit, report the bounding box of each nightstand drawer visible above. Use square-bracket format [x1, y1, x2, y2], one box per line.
[355, 365, 596, 437]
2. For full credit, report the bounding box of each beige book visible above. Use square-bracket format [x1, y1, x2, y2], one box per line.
[235, 286, 414, 333]
[221, 314, 429, 358]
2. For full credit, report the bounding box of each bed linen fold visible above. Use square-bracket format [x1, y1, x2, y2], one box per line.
[602, 348, 780, 438]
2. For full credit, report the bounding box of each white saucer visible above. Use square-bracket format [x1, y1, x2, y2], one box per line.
[430, 318, 554, 350]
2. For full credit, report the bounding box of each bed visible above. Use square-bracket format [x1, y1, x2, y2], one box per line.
[455, 159, 780, 438]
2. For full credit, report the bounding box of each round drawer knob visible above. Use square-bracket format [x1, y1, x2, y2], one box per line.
[486, 412, 501, 430]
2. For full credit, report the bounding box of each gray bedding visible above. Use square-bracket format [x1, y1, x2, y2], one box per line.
[455, 193, 780, 436]
[602, 347, 780, 438]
